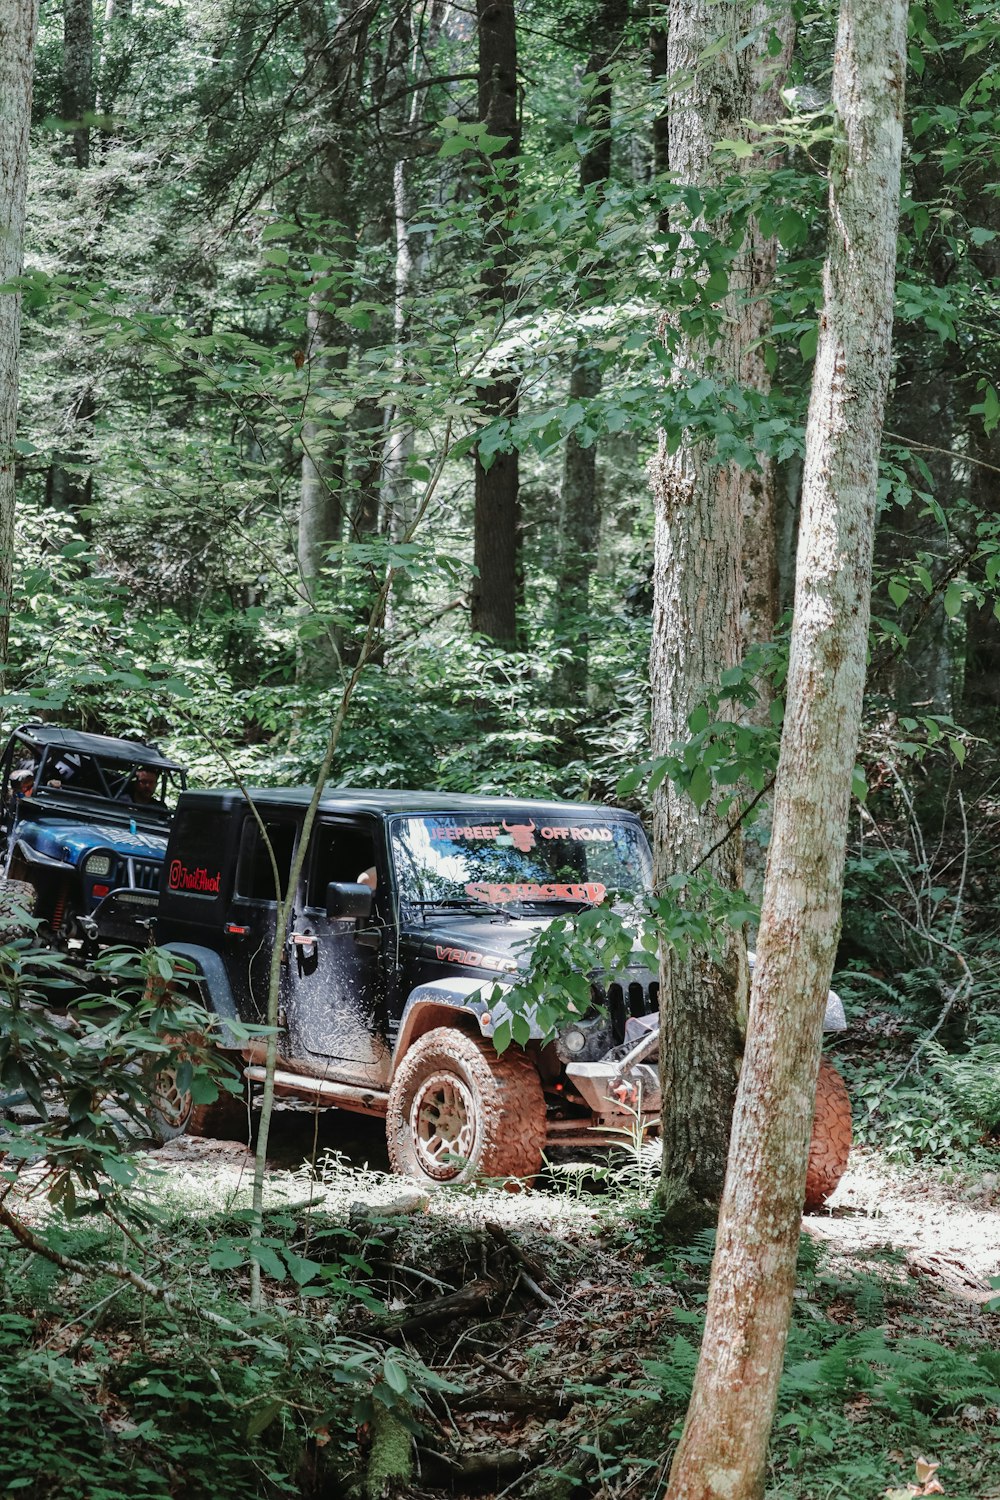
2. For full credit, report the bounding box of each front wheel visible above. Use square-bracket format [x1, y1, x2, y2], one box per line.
[386, 1027, 546, 1186]
[804, 1059, 853, 1210]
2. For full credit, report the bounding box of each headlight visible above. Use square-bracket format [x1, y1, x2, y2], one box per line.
[85, 853, 112, 877]
[561, 1027, 588, 1055]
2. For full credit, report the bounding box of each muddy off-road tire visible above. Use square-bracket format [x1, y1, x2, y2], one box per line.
[0, 878, 36, 941]
[386, 1027, 547, 1186]
[146, 1037, 248, 1145]
[804, 1059, 853, 1211]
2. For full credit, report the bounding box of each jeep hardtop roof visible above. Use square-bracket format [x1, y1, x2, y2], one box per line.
[178, 786, 641, 820]
[9, 723, 182, 771]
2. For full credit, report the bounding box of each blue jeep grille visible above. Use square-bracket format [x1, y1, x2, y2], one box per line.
[111, 856, 163, 893]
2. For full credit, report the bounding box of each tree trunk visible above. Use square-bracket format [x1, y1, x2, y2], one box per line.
[381, 1, 446, 649]
[649, 8, 669, 234]
[554, 0, 624, 705]
[49, 0, 96, 532]
[295, 0, 368, 682]
[738, 8, 794, 655]
[650, 2, 791, 1235]
[0, 0, 39, 681]
[663, 4, 908, 1496]
[471, 0, 520, 647]
[62, 0, 93, 168]
[735, 7, 795, 906]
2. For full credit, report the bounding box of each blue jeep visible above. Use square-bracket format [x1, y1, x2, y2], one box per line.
[0, 724, 187, 952]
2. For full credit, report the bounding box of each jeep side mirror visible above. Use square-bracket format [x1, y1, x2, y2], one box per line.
[325, 881, 373, 921]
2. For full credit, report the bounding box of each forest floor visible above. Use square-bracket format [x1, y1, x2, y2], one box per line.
[5, 1100, 1000, 1499]
[136, 1120, 1000, 1500]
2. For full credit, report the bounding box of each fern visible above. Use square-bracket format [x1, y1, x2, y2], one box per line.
[925, 1039, 1000, 1132]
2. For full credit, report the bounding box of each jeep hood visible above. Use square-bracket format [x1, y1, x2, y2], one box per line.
[406, 913, 547, 974]
[405, 909, 655, 983]
[17, 819, 168, 866]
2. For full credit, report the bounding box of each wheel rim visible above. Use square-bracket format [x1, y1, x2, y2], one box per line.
[153, 1066, 194, 1131]
[410, 1070, 477, 1180]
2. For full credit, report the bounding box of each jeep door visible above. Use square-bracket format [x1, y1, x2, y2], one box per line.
[223, 813, 299, 1034]
[286, 817, 391, 1085]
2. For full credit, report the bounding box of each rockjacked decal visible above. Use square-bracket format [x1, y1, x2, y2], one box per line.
[465, 881, 606, 905]
[168, 859, 222, 894]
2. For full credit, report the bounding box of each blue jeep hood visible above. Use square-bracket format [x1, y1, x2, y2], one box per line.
[18, 818, 168, 867]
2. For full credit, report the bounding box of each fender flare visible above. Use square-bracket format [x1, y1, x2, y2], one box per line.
[391, 975, 547, 1075]
[11, 839, 73, 872]
[161, 942, 242, 1049]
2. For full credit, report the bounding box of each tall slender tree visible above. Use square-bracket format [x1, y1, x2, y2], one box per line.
[554, 0, 627, 706]
[664, 2, 908, 1494]
[650, 0, 793, 1234]
[470, 0, 520, 646]
[62, 0, 93, 168]
[0, 0, 40, 679]
[296, 0, 371, 679]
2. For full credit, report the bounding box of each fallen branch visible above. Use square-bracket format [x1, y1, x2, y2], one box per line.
[379, 1277, 509, 1341]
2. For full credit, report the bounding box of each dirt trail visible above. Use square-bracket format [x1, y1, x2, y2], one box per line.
[148, 1128, 1000, 1303]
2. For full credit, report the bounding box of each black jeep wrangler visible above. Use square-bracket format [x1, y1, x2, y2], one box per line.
[155, 786, 852, 1199]
[0, 724, 187, 951]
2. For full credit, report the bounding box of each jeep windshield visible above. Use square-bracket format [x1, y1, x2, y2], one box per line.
[389, 814, 652, 910]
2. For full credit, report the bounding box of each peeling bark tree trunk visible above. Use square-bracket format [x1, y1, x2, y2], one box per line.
[663, 4, 908, 1497]
[650, 1, 791, 1236]
[471, 0, 520, 647]
[0, 0, 39, 680]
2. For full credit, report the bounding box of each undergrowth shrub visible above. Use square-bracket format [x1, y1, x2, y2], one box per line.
[846, 1026, 1000, 1163]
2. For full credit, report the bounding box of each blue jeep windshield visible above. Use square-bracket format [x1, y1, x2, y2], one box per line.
[389, 814, 651, 907]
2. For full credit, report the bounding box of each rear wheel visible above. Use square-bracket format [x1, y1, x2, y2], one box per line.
[804, 1059, 853, 1210]
[386, 1027, 546, 1186]
[147, 1038, 248, 1144]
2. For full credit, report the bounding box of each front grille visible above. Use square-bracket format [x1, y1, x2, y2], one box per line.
[593, 976, 660, 1044]
[111, 856, 163, 893]
[132, 859, 162, 892]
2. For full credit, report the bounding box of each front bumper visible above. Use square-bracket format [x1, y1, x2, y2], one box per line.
[565, 979, 849, 1126]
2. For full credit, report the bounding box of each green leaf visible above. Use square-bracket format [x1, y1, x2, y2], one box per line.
[246, 1399, 283, 1438]
[492, 1019, 512, 1055]
[888, 578, 910, 607]
[208, 1245, 245, 1271]
[284, 1251, 324, 1286]
[248, 1245, 286, 1281]
[438, 134, 471, 158]
[687, 764, 712, 811]
[714, 137, 754, 158]
[511, 1012, 532, 1047]
[851, 766, 868, 804]
[943, 580, 964, 618]
[383, 1356, 409, 1396]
